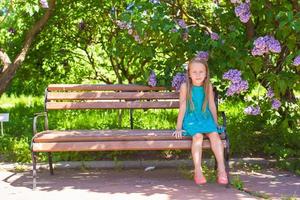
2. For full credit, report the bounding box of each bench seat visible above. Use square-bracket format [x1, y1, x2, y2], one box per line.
[32, 129, 227, 152]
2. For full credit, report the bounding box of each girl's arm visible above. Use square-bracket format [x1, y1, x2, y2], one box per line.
[208, 83, 218, 126]
[176, 83, 187, 130]
[173, 83, 187, 139]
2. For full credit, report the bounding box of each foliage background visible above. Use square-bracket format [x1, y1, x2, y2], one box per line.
[0, 0, 299, 169]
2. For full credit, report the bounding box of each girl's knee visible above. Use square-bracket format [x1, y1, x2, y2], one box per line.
[207, 132, 220, 139]
[193, 133, 204, 141]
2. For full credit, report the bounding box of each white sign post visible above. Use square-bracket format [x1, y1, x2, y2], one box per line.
[0, 113, 9, 136]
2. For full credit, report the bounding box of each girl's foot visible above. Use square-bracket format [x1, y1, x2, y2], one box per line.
[217, 170, 228, 185]
[194, 171, 207, 185]
[194, 175, 207, 185]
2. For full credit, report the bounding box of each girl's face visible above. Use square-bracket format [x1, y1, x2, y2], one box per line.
[189, 62, 207, 86]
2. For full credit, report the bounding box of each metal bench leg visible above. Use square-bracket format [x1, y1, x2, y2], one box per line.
[48, 152, 54, 175]
[225, 146, 230, 188]
[32, 151, 37, 190]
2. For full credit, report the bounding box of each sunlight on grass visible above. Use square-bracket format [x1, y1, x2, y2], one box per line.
[0, 94, 43, 108]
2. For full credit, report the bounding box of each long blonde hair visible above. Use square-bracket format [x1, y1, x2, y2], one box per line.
[185, 57, 211, 112]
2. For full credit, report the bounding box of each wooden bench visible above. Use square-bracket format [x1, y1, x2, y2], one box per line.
[31, 84, 230, 189]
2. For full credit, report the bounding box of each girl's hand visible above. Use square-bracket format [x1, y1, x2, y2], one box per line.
[172, 129, 186, 139]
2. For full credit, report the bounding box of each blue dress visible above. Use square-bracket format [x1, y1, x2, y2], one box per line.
[182, 85, 221, 136]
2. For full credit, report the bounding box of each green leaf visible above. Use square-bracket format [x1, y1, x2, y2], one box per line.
[278, 79, 288, 94]
[291, 20, 300, 32]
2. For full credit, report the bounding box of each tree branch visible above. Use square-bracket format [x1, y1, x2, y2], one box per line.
[0, 0, 56, 95]
[290, 0, 299, 12]
[0, 50, 12, 73]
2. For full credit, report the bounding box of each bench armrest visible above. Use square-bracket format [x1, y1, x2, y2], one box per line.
[219, 111, 229, 139]
[33, 112, 48, 135]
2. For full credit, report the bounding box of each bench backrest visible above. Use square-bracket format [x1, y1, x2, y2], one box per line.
[45, 84, 180, 111]
[45, 84, 219, 111]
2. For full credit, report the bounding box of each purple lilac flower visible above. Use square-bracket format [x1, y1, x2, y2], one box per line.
[234, 3, 251, 23]
[272, 99, 281, 110]
[292, 55, 300, 66]
[8, 27, 16, 34]
[244, 105, 261, 115]
[226, 80, 248, 96]
[172, 73, 186, 91]
[222, 69, 242, 83]
[133, 34, 142, 43]
[266, 87, 274, 98]
[239, 80, 249, 91]
[252, 36, 281, 56]
[266, 36, 281, 53]
[177, 19, 187, 29]
[148, 70, 157, 87]
[195, 51, 209, 61]
[40, 0, 49, 8]
[223, 69, 248, 96]
[210, 32, 219, 40]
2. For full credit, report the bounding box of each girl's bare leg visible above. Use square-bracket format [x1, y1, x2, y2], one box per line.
[192, 133, 204, 177]
[206, 132, 226, 174]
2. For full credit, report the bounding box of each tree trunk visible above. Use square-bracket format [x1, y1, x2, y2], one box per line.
[0, 0, 56, 96]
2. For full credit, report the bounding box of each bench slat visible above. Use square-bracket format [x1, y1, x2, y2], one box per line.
[46, 101, 179, 110]
[47, 84, 169, 91]
[33, 130, 226, 142]
[32, 140, 227, 152]
[47, 92, 179, 100]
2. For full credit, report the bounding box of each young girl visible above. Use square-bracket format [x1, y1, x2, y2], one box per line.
[172, 56, 228, 185]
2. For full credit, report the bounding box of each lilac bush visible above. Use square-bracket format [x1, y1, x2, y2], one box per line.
[225, 80, 248, 96]
[195, 51, 209, 61]
[234, 3, 251, 23]
[244, 105, 261, 115]
[40, 0, 49, 8]
[251, 36, 281, 56]
[210, 32, 219, 40]
[223, 69, 248, 96]
[177, 19, 187, 29]
[223, 69, 242, 83]
[148, 70, 157, 87]
[272, 99, 281, 110]
[266, 87, 274, 98]
[172, 73, 186, 91]
[292, 55, 300, 66]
